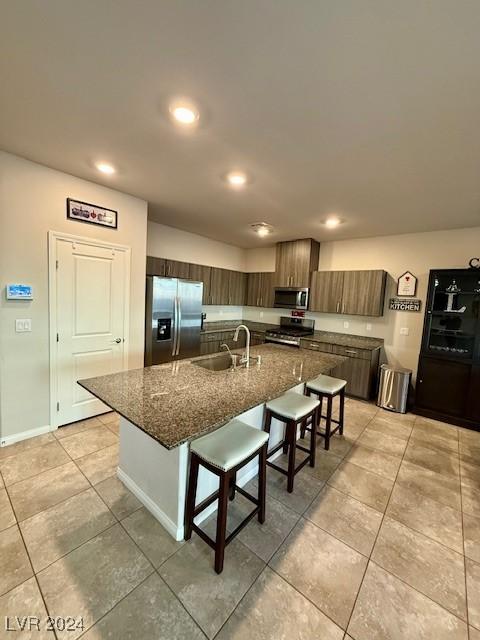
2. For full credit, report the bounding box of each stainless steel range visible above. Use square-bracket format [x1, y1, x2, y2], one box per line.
[265, 317, 315, 347]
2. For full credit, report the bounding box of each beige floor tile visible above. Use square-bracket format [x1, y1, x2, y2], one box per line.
[328, 461, 393, 512]
[7, 461, 89, 521]
[80, 572, 204, 640]
[253, 459, 324, 514]
[0, 487, 16, 531]
[0, 577, 54, 639]
[367, 415, 413, 441]
[307, 448, 343, 481]
[323, 434, 355, 458]
[0, 433, 55, 461]
[415, 417, 459, 440]
[121, 507, 182, 568]
[348, 562, 467, 640]
[376, 410, 415, 425]
[461, 483, 480, 517]
[0, 525, 33, 596]
[372, 516, 466, 620]
[271, 518, 367, 628]
[404, 442, 459, 478]
[54, 417, 103, 440]
[305, 485, 382, 556]
[97, 412, 120, 426]
[20, 488, 116, 572]
[75, 443, 118, 485]
[410, 429, 459, 454]
[59, 425, 117, 459]
[459, 428, 480, 446]
[470, 627, 480, 640]
[463, 512, 480, 563]
[357, 428, 407, 457]
[0, 473, 3, 489]
[94, 475, 141, 519]
[216, 567, 344, 640]
[460, 459, 480, 489]
[105, 421, 119, 435]
[466, 558, 480, 631]
[396, 460, 461, 511]
[37, 524, 152, 640]
[159, 536, 264, 639]
[0, 441, 70, 486]
[459, 441, 480, 466]
[386, 484, 463, 552]
[344, 444, 402, 480]
[217, 491, 300, 562]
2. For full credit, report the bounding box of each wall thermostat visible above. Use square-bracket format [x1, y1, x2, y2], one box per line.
[6, 284, 33, 300]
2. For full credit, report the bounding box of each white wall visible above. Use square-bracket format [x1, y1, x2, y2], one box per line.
[244, 227, 480, 379]
[147, 221, 245, 271]
[0, 152, 148, 440]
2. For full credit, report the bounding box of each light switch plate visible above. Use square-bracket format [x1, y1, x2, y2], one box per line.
[15, 319, 32, 332]
[343, 321, 349, 329]
[400, 327, 409, 336]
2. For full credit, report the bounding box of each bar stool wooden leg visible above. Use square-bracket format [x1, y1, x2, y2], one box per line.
[339, 387, 345, 435]
[318, 394, 324, 429]
[287, 421, 296, 493]
[324, 396, 333, 450]
[215, 471, 230, 574]
[229, 472, 237, 501]
[258, 444, 267, 523]
[309, 407, 317, 467]
[185, 454, 199, 540]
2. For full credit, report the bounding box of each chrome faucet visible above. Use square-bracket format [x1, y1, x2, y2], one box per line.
[233, 324, 251, 367]
[220, 343, 238, 368]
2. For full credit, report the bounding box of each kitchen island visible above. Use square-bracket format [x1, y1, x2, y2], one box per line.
[79, 344, 345, 540]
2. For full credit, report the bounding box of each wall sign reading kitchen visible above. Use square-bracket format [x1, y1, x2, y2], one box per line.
[389, 298, 421, 312]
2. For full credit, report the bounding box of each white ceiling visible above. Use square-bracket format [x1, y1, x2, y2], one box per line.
[1, 1, 480, 248]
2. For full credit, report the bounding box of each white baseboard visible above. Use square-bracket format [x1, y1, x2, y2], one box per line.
[117, 467, 183, 541]
[0, 424, 54, 447]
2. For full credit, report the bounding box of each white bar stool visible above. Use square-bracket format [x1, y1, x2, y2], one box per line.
[263, 391, 320, 493]
[303, 374, 347, 450]
[185, 419, 269, 574]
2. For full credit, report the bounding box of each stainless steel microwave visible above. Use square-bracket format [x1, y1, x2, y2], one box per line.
[273, 287, 309, 310]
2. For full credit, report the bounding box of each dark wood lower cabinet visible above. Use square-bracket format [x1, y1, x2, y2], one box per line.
[415, 355, 478, 428]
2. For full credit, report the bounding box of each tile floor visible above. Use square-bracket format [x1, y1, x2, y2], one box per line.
[0, 401, 479, 639]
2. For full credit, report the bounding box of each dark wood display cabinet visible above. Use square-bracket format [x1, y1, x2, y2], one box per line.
[415, 268, 480, 430]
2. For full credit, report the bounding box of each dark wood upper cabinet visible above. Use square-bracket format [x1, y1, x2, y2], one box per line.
[310, 269, 386, 317]
[342, 270, 386, 316]
[146, 256, 166, 276]
[165, 259, 190, 279]
[310, 271, 344, 313]
[275, 239, 320, 288]
[227, 270, 246, 306]
[188, 263, 211, 304]
[209, 267, 230, 305]
[246, 272, 275, 307]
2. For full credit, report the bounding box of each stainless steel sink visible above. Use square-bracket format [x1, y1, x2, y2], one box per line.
[192, 353, 236, 371]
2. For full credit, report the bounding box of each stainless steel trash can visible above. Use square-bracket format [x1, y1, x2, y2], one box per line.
[377, 364, 412, 413]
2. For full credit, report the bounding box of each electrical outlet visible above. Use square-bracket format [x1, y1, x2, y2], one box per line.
[343, 321, 349, 329]
[366, 323, 372, 331]
[400, 327, 409, 336]
[15, 319, 32, 332]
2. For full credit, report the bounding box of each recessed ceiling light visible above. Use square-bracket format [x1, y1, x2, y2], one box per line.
[250, 222, 273, 237]
[96, 162, 116, 175]
[324, 217, 342, 228]
[169, 100, 199, 126]
[226, 171, 248, 188]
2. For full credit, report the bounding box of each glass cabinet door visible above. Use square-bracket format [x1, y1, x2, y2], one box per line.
[424, 272, 480, 359]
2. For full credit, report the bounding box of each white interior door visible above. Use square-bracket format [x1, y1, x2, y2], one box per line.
[55, 237, 128, 425]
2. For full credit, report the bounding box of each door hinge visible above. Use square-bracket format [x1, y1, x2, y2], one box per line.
[56, 333, 59, 342]
[56, 402, 60, 412]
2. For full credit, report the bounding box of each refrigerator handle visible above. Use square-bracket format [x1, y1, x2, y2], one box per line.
[172, 295, 178, 357]
[176, 296, 182, 356]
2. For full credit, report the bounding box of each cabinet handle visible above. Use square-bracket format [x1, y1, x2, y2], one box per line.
[342, 302, 345, 313]
[336, 301, 340, 313]
[345, 349, 357, 355]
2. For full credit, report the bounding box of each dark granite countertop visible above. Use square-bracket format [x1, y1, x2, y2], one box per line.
[201, 321, 383, 350]
[78, 344, 345, 450]
[307, 331, 383, 351]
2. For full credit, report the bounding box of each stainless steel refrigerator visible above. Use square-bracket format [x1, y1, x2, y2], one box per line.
[145, 276, 203, 365]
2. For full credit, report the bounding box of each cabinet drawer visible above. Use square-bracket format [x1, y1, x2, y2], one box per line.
[300, 340, 332, 352]
[329, 345, 370, 360]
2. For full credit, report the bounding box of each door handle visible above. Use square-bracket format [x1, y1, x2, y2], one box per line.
[112, 338, 122, 344]
[176, 297, 182, 355]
